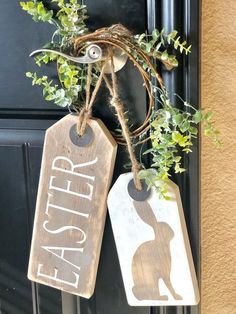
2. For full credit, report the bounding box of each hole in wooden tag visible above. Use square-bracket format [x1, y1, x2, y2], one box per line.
[69, 124, 93, 147]
[128, 179, 151, 202]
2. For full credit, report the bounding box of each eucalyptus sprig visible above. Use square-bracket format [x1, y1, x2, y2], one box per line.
[20, 0, 96, 108]
[20, 1, 53, 23]
[134, 29, 191, 70]
[138, 89, 221, 199]
[20, 0, 88, 42]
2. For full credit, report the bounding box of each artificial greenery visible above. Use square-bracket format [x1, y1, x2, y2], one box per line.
[20, 0, 90, 108]
[20, 0, 220, 199]
[134, 29, 191, 71]
[138, 91, 220, 198]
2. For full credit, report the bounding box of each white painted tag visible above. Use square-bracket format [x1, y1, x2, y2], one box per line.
[108, 172, 200, 306]
[28, 114, 117, 298]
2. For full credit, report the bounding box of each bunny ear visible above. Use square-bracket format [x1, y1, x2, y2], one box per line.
[133, 200, 158, 229]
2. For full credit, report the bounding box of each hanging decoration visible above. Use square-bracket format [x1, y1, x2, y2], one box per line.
[108, 173, 199, 305]
[28, 112, 117, 298]
[21, 0, 220, 305]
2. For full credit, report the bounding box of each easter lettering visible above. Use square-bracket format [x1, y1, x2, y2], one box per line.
[36, 156, 98, 287]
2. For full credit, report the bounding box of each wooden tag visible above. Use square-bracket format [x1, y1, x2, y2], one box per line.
[28, 114, 117, 298]
[108, 172, 199, 306]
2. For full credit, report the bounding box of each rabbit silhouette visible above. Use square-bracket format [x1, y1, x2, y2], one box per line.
[132, 200, 182, 301]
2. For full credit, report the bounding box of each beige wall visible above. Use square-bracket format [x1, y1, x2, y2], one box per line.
[201, 1, 236, 313]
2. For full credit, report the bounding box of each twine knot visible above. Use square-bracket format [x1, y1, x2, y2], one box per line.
[77, 107, 91, 136]
[110, 96, 123, 109]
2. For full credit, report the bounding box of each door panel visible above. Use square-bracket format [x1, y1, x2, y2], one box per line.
[86, 0, 146, 33]
[147, 1, 200, 314]
[0, 0, 58, 111]
[0, 127, 62, 314]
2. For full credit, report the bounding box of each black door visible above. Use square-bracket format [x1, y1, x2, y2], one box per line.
[0, 0, 199, 313]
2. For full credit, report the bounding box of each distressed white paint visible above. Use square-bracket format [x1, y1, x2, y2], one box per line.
[107, 172, 200, 306]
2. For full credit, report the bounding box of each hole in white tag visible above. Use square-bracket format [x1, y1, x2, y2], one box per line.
[127, 179, 151, 201]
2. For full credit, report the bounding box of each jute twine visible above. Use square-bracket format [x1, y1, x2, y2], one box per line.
[77, 62, 107, 136]
[107, 51, 142, 190]
[76, 51, 142, 190]
[75, 24, 165, 190]
[74, 24, 165, 145]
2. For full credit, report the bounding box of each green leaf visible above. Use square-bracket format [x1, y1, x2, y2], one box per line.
[20, 1, 34, 10]
[142, 62, 148, 70]
[175, 156, 182, 162]
[174, 163, 186, 173]
[170, 30, 178, 39]
[143, 148, 153, 155]
[204, 111, 213, 121]
[55, 89, 65, 98]
[174, 37, 180, 49]
[172, 114, 183, 125]
[168, 55, 178, 67]
[20, 1, 53, 22]
[161, 50, 168, 61]
[55, 97, 71, 107]
[37, 2, 46, 15]
[189, 126, 198, 135]
[137, 33, 146, 45]
[172, 131, 189, 147]
[155, 42, 162, 51]
[180, 120, 190, 132]
[185, 45, 192, 54]
[172, 131, 183, 143]
[193, 111, 203, 123]
[45, 94, 55, 101]
[152, 29, 159, 40]
[145, 42, 153, 53]
[183, 147, 192, 153]
[26, 72, 33, 78]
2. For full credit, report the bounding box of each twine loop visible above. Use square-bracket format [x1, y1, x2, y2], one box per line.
[76, 41, 150, 190]
[110, 96, 122, 107]
[77, 62, 106, 136]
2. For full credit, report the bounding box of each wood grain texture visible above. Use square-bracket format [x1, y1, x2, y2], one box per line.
[108, 172, 199, 306]
[201, 1, 236, 313]
[28, 114, 117, 298]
